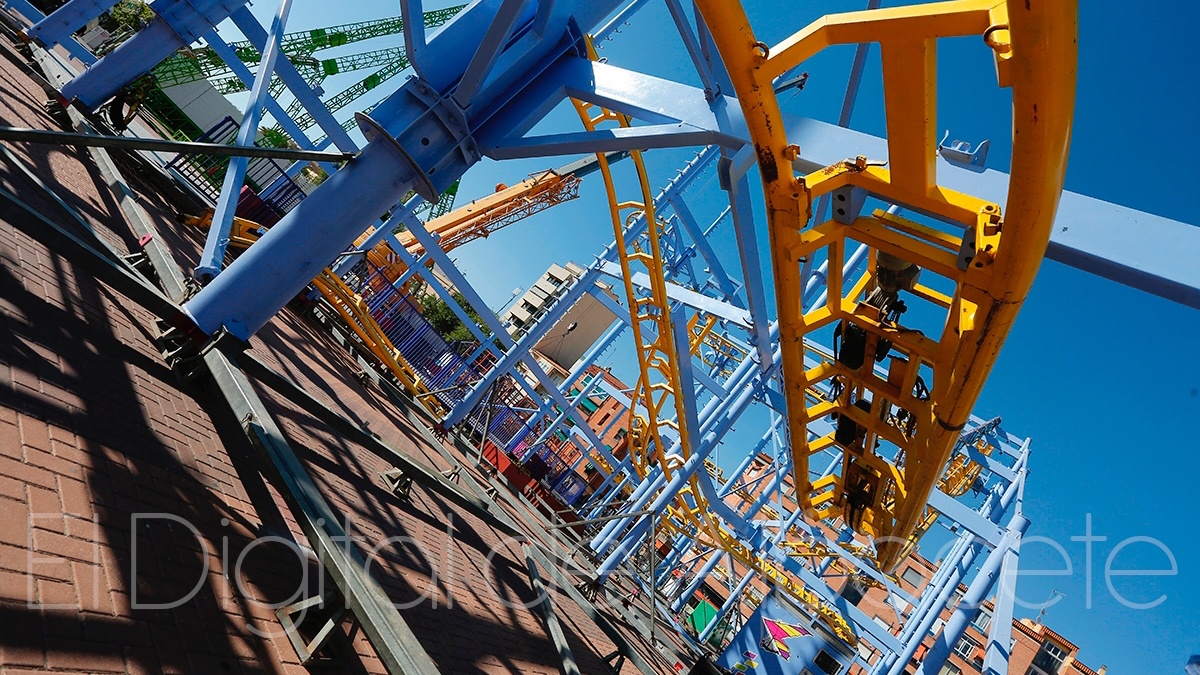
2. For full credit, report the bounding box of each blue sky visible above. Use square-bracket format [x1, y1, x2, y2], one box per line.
[233, 1, 1200, 671]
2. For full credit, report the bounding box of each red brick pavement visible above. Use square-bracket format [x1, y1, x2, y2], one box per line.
[0, 31, 671, 675]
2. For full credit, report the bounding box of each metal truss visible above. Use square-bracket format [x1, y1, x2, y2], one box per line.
[10, 1, 1199, 674]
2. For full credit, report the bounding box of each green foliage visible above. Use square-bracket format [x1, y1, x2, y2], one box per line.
[258, 127, 292, 149]
[419, 291, 487, 344]
[101, 1, 154, 33]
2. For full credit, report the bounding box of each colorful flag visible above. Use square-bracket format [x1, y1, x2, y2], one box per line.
[759, 617, 811, 661]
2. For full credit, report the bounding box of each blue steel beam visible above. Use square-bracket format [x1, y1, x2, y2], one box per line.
[196, 0, 294, 282]
[662, 0, 719, 100]
[6, 0, 98, 64]
[60, 0, 252, 109]
[981, 526, 1021, 675]
[877, 448, 1028, 675]
[596, 262, 750, 328]
[227, 7, 358, 153]
[669, 196, 743, 306]
[487, 56, 1200, 308]
[184, 0, 629, 339]
[22, 0, 116, 51]
[585, 287, 728, 398]
[720, 152, 774, 370]
[914, 512, 1031, 675]
[452, 0, 528, 107]
[442, 146, 720, 427]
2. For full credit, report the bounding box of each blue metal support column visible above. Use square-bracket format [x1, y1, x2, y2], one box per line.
[60, 0, 252, 109]
[5, 0, 97, 64]
[195, 0, 294, 282]
[185, 0, 637, 340]
[22, 0, 115, 51]
[594, 329, 780, 581]
[669, 196, 742, 306]
[981, 520, 1022, 675]
[671, 551, 727, 613]
[662, 0, 719, 100]
[720, 150, 772, 370]
[915, 512, 1031, 675]
[397, 0, 428, 78]
[880, 448, 1029, 675]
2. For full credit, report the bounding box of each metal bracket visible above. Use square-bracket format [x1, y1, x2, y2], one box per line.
[938, 130, 990, 169]
[275, 592, 360, 666]
[957, 225, 977, 271]
[603, 650, 627, 674]
[379, 468, 413, 499]
[829, 184, 867, 225]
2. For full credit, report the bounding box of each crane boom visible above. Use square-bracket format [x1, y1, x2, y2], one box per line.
[362, 153, 623, 283]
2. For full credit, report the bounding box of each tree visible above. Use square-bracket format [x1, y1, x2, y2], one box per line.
[418, 291, 487, 344]
[101, 1, 154, 33]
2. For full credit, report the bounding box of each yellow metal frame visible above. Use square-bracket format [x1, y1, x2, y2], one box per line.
[691, 0, 1076, 570]
[573, 38, 858, 643]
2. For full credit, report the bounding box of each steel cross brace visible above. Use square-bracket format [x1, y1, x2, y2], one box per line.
[198, 0, 295, 281]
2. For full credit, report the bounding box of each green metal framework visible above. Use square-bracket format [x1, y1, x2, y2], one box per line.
[150, 6, 463, 90]
[287, 51, 414, 131]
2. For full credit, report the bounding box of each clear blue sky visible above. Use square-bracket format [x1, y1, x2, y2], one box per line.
[234, 1, 1200, 671]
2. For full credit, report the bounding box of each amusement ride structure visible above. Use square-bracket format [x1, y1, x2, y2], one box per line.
[0, 0, 1196, 673]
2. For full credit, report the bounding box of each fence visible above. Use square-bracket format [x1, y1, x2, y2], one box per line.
[165, 116, 308, 218]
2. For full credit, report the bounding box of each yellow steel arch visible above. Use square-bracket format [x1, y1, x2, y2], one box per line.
[691, 0, 1076, 570]
[571, 39, 858, 643]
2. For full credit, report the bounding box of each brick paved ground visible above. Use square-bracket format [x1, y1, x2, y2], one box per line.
[0, 27, 674, 675]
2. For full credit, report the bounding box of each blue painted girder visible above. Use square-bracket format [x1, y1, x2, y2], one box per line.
[487, 58, 1200, 309]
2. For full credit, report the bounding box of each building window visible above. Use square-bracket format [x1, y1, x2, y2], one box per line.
[949, 588, 963, 608]
[840, 578, 867, 606]
[953, 635, 979, 659]
[901, 567, 924, 588]
[971, 607, 993, 633]
[856, 642, 874, 663]
[1030, 641, 1068, 674]
[812, 650, 841, 675]
[938, 665, 962, 675]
